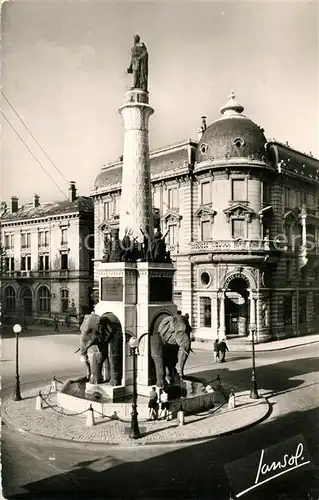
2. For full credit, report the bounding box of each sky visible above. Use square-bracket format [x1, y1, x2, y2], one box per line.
[1, 0, 318, 205]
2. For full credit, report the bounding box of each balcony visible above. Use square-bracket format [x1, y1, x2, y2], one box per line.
[14, 270, 33, 279]
[189, 239, 272, 253]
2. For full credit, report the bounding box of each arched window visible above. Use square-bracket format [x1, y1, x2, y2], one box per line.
[22, 287, 33, 316]
[38, 286, 50, 313]
[4, 286, 16, 311]
[200, 296, 211, 328]
[61, 289, 69, 313]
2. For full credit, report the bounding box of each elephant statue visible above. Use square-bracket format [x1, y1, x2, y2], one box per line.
[79, 312, 123, 386]
[150, 313, 192, 388]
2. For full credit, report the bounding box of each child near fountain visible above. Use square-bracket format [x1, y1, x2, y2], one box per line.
[148, 387, 159, 420]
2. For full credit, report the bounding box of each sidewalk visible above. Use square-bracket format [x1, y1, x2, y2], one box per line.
[192, 333, 319, 352]
[1, 385, 270, 447]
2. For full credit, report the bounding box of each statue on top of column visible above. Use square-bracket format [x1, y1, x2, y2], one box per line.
[127, 34, 148, 92]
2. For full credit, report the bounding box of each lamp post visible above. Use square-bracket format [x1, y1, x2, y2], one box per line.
[128, 337, 140, 439]
[249, 325, 259, 399]
[13, 323, 22, 401]
[128, 332, 148, 440]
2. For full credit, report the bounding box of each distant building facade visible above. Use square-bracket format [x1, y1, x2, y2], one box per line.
[91, 94, 319, 342]
[0, 182, 94, 325]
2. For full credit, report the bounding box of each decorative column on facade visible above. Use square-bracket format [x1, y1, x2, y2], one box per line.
[118, 89, 154, 243]
[218, 289, 226, 339]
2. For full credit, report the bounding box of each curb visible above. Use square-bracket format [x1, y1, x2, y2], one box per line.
[1, 396, 271, 449]
[193, 339, 319, 353]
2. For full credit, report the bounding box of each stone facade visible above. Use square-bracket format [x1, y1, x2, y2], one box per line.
[0, 185, 94, 325]
[91, 94, 319, 343]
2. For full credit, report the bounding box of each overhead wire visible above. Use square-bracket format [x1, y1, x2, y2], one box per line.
[1, 111, 68, 200]
[1, 90, 69, 185]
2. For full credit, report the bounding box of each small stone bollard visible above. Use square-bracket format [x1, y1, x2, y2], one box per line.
[86, 404, 95, 427]
[35, 391, 43, 411]
[228, 389, 236, 410]
[51, 377, 58, 393]
[177, 406, 185, 426]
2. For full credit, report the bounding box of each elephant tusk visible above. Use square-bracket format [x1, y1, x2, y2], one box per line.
[74, 348, 80, 354]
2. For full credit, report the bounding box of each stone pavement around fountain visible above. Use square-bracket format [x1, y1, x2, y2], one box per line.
[2, 384, 270, 447]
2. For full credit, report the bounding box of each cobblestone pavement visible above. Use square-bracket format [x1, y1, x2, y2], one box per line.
[2, 385, 270, 446]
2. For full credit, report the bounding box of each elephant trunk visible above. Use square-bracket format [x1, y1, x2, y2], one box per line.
[178, 337, 191, 378]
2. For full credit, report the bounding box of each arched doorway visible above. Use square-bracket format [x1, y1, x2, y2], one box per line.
[21, 287, 32, 317]
[225, 277, 249, 335]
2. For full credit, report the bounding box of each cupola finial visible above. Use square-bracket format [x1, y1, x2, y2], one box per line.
[220, 91, 244, 116]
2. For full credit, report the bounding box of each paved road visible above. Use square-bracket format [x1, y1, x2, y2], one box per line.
[1, 338, 319, 499]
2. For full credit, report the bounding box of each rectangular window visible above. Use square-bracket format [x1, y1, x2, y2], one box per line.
[4, 235, 9, 248]
[26, 255, 31, 271]
[104, 201, 111, 220]
[301, 191, 307, 205]
[168, 188, 178, 209]
[44, 254, 49, 270]
[283, 295, 293, 325]
[39, 230, 49, 247]
[168, 225, 177, 245]
[39, 255, 44, 271]
[201, 220, 211, 241]
[153, 190, 161, 210]
[232, 219, 245, 239]
[307, 193, 315, 208]
[21, 256, 26, 271]
[10, 257, 14, 271]
[26, 233, 31, 248]
[21, 233, 26, 248]
[299, 294, 307, 324]
[61, 253, 68, 270]
[114, 196, 121, 214]
[289, 190, 296, 208]
[61, 228, 68, 245]
[200, 297, 211, 328]
[5, 257, 9, 273]
[263, 182, 270, 204]
[232, 179, 245, 201]
[201, 182, 211, 205]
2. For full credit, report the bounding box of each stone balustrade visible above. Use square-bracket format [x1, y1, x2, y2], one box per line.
[189, 239, 271, 252]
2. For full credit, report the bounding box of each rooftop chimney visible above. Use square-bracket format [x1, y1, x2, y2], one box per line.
[33, 194, 40, 208]
[11, 196, 19, 213]
[69, 181, 77, 202]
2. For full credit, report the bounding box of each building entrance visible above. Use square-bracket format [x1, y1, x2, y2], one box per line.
[225, 277, 249, 335]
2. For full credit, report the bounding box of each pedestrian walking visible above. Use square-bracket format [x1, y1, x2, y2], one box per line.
[213, 338, 220, 363]
[53, 315, 59, 332]
[148, 387, 159, 420]
[158, 388, 169, 420]
[218, 338, 229, 363]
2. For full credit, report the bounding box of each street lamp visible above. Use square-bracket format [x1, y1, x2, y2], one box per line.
[128, 332, 148, 440]
[249, 325, 259, 399]
[128, 336, 141, 439]
[13, 323, 22, 401]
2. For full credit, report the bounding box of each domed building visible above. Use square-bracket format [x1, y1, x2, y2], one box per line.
[91, 93, 319, 343]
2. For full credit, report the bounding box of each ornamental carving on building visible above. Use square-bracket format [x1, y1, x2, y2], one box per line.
[161, 210, 183, 227]
[223, 202, 255, 222]
[194, 205, 217, 222]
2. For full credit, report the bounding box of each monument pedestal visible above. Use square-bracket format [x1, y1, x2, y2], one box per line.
[94, 260, 177, 397]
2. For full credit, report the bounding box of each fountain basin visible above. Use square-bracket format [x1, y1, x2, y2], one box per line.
[56, 378, 215, 421]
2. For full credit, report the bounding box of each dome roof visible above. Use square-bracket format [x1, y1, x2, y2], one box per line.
[196, 92, 267, 163]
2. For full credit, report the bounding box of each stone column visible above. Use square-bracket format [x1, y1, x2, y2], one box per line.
[218, 290, 226, 339]
[118, 89, 154, 243]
